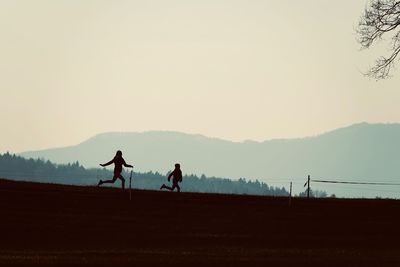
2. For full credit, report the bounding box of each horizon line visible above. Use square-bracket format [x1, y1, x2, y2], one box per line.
[15, 121, 400, 154]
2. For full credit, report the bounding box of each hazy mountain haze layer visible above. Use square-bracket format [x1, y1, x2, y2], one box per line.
[20, 123, 400, 198]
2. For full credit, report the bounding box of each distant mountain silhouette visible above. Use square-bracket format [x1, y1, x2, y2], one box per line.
[20, 123, 400, 198]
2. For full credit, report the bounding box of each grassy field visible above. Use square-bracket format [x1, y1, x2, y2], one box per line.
[0, 178, 400, 266]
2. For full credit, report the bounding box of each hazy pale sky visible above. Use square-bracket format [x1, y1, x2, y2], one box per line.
[1, 0, 400, 153]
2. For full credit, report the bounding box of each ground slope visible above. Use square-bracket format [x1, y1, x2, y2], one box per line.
[1, 178, 400, 266]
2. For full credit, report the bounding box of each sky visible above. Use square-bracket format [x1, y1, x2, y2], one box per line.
[1, 0, 400, 153]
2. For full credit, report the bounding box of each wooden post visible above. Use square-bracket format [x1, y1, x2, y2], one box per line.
[289, 182, 292, 207]
[307, 175, 310, 199]
[129, 170, 133, 201]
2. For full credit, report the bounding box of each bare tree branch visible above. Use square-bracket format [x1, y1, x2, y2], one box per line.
[357, 0, 400, 79]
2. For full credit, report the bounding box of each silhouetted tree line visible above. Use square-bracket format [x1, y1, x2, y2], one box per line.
[0, 153, 289, 196]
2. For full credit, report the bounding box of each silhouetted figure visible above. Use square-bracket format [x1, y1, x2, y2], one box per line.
[98, 150, 133, 189]
[160, 163, 183, 192]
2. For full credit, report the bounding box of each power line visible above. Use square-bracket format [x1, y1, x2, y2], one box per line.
[312, 179, 400, 186]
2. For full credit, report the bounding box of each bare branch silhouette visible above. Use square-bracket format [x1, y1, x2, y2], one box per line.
[357, 0, 400, 79]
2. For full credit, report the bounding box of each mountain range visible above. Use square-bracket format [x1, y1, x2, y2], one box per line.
[20, 123, 400, 198]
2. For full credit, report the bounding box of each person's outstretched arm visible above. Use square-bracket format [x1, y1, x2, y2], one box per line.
[122, 158, 133, 168]
[167, 171, 174, 182]
[100, 159, 114, 167]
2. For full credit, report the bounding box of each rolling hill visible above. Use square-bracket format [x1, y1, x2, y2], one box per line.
[20, 123, 400, 198]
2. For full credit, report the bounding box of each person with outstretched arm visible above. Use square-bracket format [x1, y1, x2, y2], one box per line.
[160, 163, 183, 192]
[98, 150, 133, 190]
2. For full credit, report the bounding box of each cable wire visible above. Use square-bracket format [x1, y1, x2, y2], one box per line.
[312, 179, 400, 186]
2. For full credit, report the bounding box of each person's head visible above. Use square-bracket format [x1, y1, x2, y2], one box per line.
[116, 150, 122, 157]
[175, 163, 180, 169]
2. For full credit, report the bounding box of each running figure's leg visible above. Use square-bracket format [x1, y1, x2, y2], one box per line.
[171, 182, 180, 192]
[117, 174, 125, 190]
[161, 184, 174, 191]
[99, 175, 118, 186]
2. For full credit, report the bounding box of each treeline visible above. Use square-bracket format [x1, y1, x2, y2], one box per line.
[0, 153, 289, 196]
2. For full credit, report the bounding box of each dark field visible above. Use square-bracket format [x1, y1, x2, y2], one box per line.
[1, 179, 400, 266]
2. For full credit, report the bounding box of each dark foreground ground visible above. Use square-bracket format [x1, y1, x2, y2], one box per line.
[1, 179, 400, 266]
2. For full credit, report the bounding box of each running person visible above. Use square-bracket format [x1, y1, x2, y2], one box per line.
[98, 150, 133, 189]
[160, 163, 183, 192]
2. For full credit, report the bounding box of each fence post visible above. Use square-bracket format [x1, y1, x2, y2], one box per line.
[129, 170, 133, 201]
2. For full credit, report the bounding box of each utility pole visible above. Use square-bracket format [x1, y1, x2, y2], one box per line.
[289, 182, 293, 207]
[307, 175, 310, 199]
